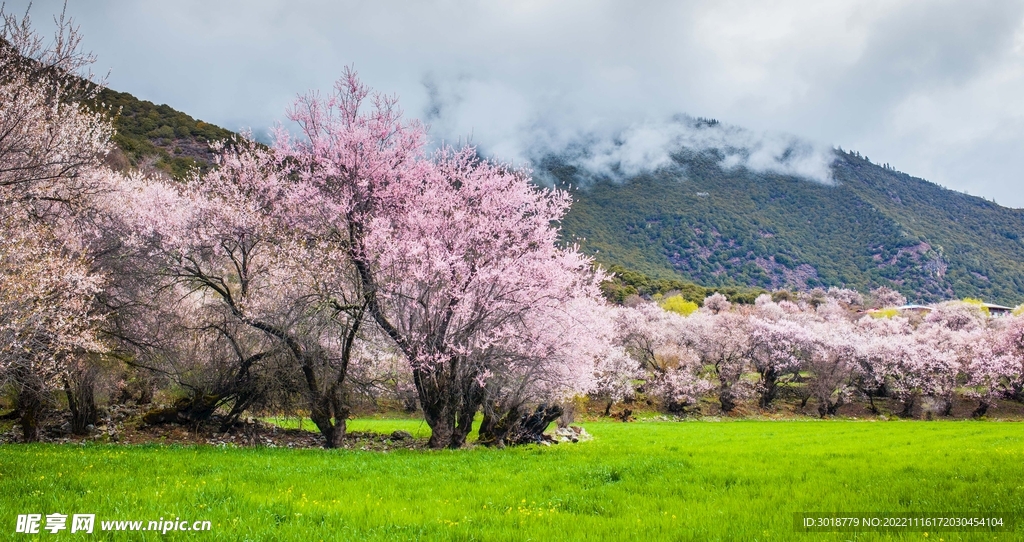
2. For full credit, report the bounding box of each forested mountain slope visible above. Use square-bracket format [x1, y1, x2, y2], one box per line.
[549, 149, 1024, 305]
[92, 87, 234, 178]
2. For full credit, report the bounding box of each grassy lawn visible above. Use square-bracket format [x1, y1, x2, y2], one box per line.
[1, 420, 1022, 540]
[265, 416, 435, 439]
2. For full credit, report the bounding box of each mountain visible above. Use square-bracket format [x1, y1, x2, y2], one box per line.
[88, 88, 1024, 306]
[545, 148, 1024, 306]
[93, 87, 234, 178]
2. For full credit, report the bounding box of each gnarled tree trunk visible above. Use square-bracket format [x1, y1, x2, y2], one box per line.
[479, 403, 562, 447]
[758, 368, 782, 408]
[719, 385, 737, 413]
[65, 380, 97, 435]
[308, 393, 348, 449]
[413, 364, 458, 449]
[972, 398, 993, 418]
[64, 359, 101, 435]
[18, 387, 43, 442]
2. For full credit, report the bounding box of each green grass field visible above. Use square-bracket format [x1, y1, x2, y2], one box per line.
[1, 420, 1022, 541]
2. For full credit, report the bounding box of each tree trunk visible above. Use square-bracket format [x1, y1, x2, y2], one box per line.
[450, 381, 484, 449]
[142, 394, 222, 426]
[866, 393, 879, 414]
[65, 382, 97, 435]
[138, 378, 154, 405]
[899, 396, 916, 418]
[972, 399, 991, 418]
[512, 404, 562, 444]
[19, 388, 42, 443]
[479, 403, 562, 447]
[219, 392, 252, 432]
[412, 361, 464, 449]
[478, 411, 499, 446]
[308, 393, 348, 449]
[177, 394, 221, 422]
[941, 396, 954, 417]
[331, 395, 349, 445]
[759, 369, 780, 408]
[1011, 383, 1024, 403]
[719, 385, 736, 412]
[818, 397, 843, 418]
[417, 375, 456, 449]
[477, 404, 518, 448]
[426, 412, 455, 449]
[64, 367, 99, 436]
[309, 412, 345, 449]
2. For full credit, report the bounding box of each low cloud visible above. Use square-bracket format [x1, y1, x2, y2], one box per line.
[423, 76, 836, 185]
[559, 117, 837, 184]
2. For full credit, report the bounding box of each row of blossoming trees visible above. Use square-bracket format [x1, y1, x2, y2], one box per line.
[612, 289, 1024, 421]
[4, 10, 1024, 449]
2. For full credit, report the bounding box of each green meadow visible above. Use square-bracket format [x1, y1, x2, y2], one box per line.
[1, 420, 1022, 541]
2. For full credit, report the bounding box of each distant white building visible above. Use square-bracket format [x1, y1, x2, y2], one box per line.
[893, 302, 1015, 318]
[895, 304, 933, 314]
[982, 303, 1014, 317]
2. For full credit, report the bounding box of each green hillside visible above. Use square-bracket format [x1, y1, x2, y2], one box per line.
[93, 87, 234, 179]
[549, 149, 1024, 306]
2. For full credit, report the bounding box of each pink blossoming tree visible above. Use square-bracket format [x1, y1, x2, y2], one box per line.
[279, 70, 613, 448]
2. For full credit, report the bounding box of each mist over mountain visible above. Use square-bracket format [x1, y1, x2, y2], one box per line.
[523, 116, 837, 186]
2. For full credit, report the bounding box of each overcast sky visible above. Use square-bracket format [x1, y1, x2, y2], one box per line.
[8, 0, 1024, 207]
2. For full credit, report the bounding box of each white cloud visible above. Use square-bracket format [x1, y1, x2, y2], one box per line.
[7, 0, 1024, 205]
